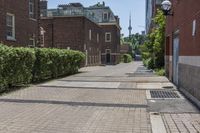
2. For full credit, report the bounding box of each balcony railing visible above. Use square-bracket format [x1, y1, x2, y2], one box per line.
[41, 9, 99, 23]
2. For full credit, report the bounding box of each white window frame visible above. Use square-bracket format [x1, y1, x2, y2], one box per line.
[103, 12, 109, 21]
[29, 38, 35, 47]
[89, 29, 92, 41]
[97, 33, 99, 43]
[192, 20, 196, 36]
[28, 34, 36, 47]
[29, 0, 34, 18]
[105, 32, 111, 42]
[6, 13, 15, 40]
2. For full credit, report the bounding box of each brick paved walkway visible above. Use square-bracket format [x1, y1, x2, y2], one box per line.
[0, 62, 199, 133]
[162, 113, 200, 133]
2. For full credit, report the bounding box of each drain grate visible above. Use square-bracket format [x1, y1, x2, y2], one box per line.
[150, 90, 180, 99]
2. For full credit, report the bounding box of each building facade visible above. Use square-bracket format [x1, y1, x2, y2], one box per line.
[40, 16, 102, 66]
[0, 0, 39, 47]
[86, 3, 121, 65]
[165, 0, 200, 102]
[145, 0, 162, 33]
[40, 1, 121, 65]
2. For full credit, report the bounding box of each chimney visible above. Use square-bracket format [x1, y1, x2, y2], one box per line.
[103, 1, 105, 6]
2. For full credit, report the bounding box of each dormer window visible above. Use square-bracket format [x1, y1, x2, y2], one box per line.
[103, 12, 109, 21]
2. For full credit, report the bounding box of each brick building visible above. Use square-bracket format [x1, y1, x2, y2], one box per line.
[40, 1, 121, 66]
[40, 16, 102, 66]
[0, 0, 39, 47]
[86, 3, 121, 65]
[165, 0, 200, 102]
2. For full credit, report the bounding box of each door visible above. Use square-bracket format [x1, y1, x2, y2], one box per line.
[173, 36, 179, 85]
[106, 49, 111, 64]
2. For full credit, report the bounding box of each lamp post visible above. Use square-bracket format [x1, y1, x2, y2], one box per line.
[161, 0, 173, 16]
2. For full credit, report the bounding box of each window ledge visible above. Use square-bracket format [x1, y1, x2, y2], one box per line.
[29, 18, 37, 21]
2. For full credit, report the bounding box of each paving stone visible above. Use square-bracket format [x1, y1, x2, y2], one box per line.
[162, 113, 200, 133]
[0, 87, 147, 106]
[0, 103, 151, 133]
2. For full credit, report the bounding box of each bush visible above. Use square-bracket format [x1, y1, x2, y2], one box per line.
[155, 68, 165, 76]
[143, 58, 154, 69]
[121, 54, 132, 63]
[0, 44, 36, 92]
[0, 44, 85, 91]
[32, 48, 85, 82]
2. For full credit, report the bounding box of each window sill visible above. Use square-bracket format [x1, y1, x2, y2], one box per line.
[29, 18, 37, 21]
[6, 37, 16, 41]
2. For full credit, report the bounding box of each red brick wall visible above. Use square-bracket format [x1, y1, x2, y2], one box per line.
[83, 18, 102, 66]
[40, 16, 102, 66]
[101, 25, 121, 64]
[0, 0, 39, 46]
[166, 0, 200, 56]
[101, 25, 120, 54]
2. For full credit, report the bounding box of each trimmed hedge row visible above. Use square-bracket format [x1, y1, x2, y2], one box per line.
[0, 44, 85, 92]
[0, 45, 36, 91]
[33, 48, 85, 82]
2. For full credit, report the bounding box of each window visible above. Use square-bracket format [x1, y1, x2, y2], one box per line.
[29, 0, 34, 18]
[29, 34, 35, 47]
[105, 32, 111, 42]
[192, 20, 196, 36]
[89, 30, 92, 40]
[97, 33, 99, 43]
[6, 13, 15, 40]
[29, 38, 35, 47]
[103, 12, 108, 21]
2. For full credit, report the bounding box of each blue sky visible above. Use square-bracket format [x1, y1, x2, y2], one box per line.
[48, 0, 146, 37]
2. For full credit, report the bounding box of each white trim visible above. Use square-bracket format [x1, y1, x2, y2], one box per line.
[6, 13, 15, 40]
[179, 56, 200, 67]
[101, 53, 120, 55]
[28, 38, 35, 47]
[98, 22, 121, 29]
[165, 55, 172, 62]
[103, 12, 109, 21]
[97, 33, 99, 43]
[192, 20, 196, 36]
[105, 32, 111, 42]
[89, 29, 92, 41]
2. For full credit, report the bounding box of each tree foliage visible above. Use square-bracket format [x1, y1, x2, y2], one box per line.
[140, 9, 166, 69]
[122, 33, 146, 57]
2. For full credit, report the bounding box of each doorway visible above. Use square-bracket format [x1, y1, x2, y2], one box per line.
[173, 33, 179, 85]
[106, 49, 111, 64]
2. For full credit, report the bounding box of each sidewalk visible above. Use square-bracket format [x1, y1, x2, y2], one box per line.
[0, 62, 199, 133]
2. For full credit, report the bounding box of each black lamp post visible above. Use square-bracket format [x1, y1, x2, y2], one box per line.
[161, 0, 173, 16]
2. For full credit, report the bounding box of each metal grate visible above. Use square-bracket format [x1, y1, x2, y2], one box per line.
[150, 90, 180, 99]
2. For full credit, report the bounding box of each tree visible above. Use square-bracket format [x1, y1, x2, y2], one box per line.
[123, 33, 146, 56]
[140, 9, 166, 69]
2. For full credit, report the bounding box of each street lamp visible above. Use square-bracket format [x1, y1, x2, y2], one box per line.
[161, 0, 173, 16]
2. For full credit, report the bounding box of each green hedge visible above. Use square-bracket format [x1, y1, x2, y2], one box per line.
[0, 45, 36, 92]
[33, 48, 85, 82]
[0, 44, 85, 91]
[121, 54, 132, 63]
